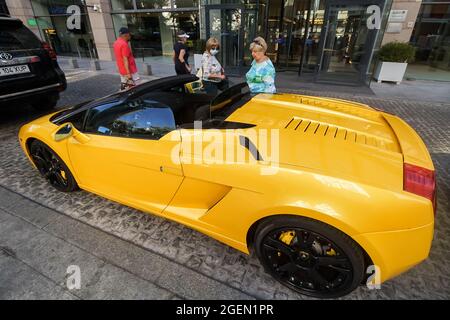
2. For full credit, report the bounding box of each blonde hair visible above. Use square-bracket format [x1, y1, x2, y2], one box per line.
[205, 37, 220, 52]
[249, 37, 267, 53]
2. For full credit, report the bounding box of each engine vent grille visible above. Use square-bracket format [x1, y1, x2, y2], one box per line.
[284, 117, 396, 151]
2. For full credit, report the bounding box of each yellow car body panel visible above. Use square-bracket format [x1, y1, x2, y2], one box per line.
[18, 93, 435, 284]
[66, 131, 184, 214]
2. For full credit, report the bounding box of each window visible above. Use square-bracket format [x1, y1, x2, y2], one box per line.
[173, 0, 199, 8]
[0, 24, 42, 50]
[85, 99, 176, 140]
[112, 10, 201, 60]
[111, 0, 134, 10]
[136, 0, 171, 10]
[65, 110, 87, 131]
[30, 0, 97, 58]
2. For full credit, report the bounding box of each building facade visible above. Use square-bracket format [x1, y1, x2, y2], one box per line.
[4, 0, 448, 84]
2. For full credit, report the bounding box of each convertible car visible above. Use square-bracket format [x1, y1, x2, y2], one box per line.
[18, 75, 436, 298]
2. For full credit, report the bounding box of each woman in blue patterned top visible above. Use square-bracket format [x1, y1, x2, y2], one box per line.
[246, 37, 276, 94]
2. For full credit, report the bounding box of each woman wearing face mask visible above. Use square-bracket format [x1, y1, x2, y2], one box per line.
[200, 37, 228, 95]
[246, 37, 276, 94]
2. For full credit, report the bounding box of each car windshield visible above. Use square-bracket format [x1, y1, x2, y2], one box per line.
[209, 82, 251, 120]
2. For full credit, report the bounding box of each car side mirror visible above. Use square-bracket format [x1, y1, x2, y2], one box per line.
[54, 123, 74, 142]
[53, 122, 90, 144]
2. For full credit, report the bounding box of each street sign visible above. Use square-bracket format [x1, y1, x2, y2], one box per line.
[386, 22, 403, 33]
[389, 10, 408, 22]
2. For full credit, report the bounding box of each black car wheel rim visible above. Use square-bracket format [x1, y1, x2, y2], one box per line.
[31, 144, 69, 189]
[261, 227, 353, 295]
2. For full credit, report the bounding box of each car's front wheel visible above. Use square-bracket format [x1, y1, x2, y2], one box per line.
[254, 216, 366, 298]
[29, 140, 78, 192]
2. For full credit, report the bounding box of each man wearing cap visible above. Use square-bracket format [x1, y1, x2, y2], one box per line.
[113, 27, 140, 90]
[173, 30, 191, 75]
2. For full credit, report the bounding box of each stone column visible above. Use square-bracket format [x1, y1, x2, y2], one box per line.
[5, 0, 41, 40]
[159, 13, 174, 56]
[381, 0, 422, 44]
[85, 0, 116, 61]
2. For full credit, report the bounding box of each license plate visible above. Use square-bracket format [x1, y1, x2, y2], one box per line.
[0, 64, 31, 77]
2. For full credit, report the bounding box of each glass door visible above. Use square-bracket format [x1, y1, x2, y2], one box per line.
[205, 5, 257, 75]
[263, 0, 325, 73]
[276, 0, 312, 69]
[315, 0, 385, 85]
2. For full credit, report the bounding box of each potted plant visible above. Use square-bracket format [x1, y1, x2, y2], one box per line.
[374, 42, 415, 84]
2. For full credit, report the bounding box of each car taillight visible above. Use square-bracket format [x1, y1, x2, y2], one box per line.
[404, 163, 436, 213]
[42, 42, 57, 60]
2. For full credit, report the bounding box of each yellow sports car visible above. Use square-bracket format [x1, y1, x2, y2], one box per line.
[18, 75, 436, 298]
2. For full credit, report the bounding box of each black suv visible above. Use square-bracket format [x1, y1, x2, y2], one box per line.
[0, 14, 66, 110]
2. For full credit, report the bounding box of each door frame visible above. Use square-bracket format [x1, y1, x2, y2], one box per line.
[315, 0, 387, 85]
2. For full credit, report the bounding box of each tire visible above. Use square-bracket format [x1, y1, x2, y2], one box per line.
[32, 93, 59, 111]
[254, 215, 365, 298]
[29, 140, 78, 192]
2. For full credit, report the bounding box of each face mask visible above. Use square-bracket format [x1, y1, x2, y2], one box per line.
[210, 49, 219, 56]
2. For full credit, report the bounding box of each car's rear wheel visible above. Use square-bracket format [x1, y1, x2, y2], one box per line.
[29, 140, 78, 192]
[254, 216, 365, 298]
[32, 93, 59, 111]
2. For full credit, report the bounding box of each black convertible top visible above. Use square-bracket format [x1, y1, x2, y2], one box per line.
[51, 75, 198, 124]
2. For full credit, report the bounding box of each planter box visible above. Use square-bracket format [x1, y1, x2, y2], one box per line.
[374, 61, 408, 84]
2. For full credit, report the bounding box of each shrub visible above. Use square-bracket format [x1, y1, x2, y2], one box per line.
[378, 42, 416, 63]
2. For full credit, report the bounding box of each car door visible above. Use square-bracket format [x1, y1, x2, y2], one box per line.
[66, 98, 184, 215]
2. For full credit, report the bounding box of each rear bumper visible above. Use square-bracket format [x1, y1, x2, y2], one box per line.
[354, 221, 434, 283]
[0, 65, 66, 103]
[0, 82, 65, 102]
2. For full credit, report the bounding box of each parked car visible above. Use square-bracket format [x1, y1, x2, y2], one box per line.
[0, 14, 66, 110]
[18, 75, 436, 298]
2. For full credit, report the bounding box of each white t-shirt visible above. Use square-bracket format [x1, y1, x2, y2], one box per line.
[201, 52, 222, 81]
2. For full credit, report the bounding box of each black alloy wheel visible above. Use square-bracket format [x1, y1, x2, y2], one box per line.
[255, 216, 366, 298]
[29, 140, 78, 192]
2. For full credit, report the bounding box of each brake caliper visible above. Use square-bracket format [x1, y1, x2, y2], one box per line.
[279, 230, 296, 246]
[325, 247, 337, 256]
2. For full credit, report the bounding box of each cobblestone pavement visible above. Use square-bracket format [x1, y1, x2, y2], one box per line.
[0, 72, 449, 299]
